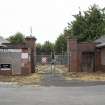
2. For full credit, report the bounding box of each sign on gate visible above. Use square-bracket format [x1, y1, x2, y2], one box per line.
[41, 57, 47, 64]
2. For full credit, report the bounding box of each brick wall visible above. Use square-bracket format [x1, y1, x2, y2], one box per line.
[68, 39, 96, 72]
[0, 48, 32, 75]
[21, 48, 31, 75]
[68, 39, 80, 72]
[25, 37, 36, 73]
[95, 48, 105, 72]
[0, 36, 36, 75]
[0, 50, 21, 75]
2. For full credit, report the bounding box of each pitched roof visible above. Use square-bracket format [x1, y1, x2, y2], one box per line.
[0, 36, 10, 44]
[95, 35, 105, 44]
[95, 35, 105, 48]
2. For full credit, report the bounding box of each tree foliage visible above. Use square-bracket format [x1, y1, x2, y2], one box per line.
[42, 41, 54, 55]
[8, 32, 25, 44]
[36, 41, 54, 55]
[65, 4, 105, 42]
[36, 43, 42, 55]
[54, 34, 67, 54]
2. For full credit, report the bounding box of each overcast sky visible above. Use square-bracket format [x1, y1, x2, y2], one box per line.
[0, 0, 105, 43]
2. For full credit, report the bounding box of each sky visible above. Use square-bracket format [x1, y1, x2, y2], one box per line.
[0, 0, 105, 44]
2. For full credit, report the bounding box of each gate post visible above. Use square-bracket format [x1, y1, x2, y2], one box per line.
[67, 37, 70, 72]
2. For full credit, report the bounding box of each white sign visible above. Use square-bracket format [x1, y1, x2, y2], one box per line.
[41, 57, 47, 63]
[0, 49, 22, 52]
[21, 53, 28, 59]
[1, 68, 11, 70]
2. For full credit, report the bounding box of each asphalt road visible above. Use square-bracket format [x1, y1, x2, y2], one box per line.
[0, 66, 105, 105]
[0, 85, 105, 105]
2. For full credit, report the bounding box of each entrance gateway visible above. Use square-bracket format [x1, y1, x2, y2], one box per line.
[36, 53, 68, 74]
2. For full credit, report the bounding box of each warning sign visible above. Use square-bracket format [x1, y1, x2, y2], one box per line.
[41, 57, 47, 64]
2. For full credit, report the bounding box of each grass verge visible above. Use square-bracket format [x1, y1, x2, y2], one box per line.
[0, 73, 42, 85]
[64, 72, 105, 81]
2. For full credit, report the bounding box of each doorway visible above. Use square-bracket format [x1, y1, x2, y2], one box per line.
[81, 52, 95, 72]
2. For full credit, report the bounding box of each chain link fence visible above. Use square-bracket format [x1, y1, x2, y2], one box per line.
[36, 54, 68, 65]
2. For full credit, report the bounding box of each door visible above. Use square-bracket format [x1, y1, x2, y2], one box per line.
[81, 52, 95, 72]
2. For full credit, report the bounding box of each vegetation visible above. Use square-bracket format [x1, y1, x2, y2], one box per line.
[36, 43, 42, 55]
[8, 32, 25, 44]
[64, 4, 105, 42]
[6, 4, 105, 55]
[54, 4, 105, 54]
[54, 34, 67, 54]
[36, 41, 54, 55]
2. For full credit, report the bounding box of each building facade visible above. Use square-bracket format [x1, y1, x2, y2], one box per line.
[0, 36, 36, 75]
[68, 37, 105, 72]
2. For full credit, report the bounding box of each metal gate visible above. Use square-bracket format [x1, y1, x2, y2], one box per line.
[36, 54, 68, 74]
[36, 54, 68, 65]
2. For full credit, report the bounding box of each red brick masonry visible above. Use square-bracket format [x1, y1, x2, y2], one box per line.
[68, 39, 99, 72]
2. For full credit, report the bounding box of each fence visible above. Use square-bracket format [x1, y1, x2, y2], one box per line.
[36, 54, 68, 65]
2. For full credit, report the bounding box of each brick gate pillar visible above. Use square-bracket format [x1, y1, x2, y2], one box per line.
[69, 39, 80, 72]
[25, 36, 36, 73]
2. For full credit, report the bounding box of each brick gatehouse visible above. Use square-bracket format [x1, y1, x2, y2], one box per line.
[0, 36, 36, 75]
[68, 36, 105, 72]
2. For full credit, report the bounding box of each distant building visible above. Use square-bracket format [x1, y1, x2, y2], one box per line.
[0, 36, 10, 47]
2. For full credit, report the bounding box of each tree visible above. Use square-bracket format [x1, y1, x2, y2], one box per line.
[36, 43, 42, 55]
[8, 32, 25, 44]
[41, 41, 54, 55]
[55, 34, 67, 54]
[65, 4, 105, 42]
